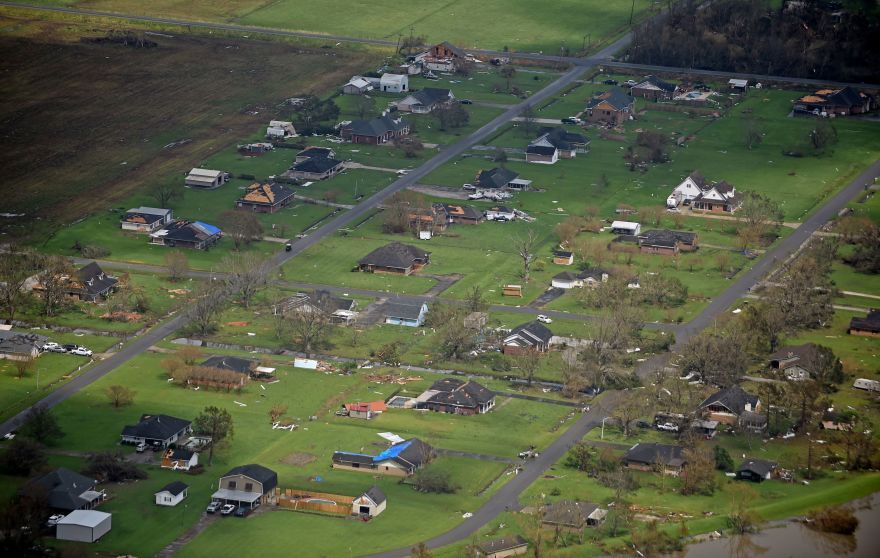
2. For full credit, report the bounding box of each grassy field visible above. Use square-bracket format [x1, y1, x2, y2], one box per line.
[0, 14, 376, 238]
[39, 1, 658, 52]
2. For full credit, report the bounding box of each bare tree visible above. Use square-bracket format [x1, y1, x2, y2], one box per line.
[151, 182, 181, 208]
[219, 210, 263, 250]
[13, 355, 36, 380]
[520, 104, 537, 137]
[185, 282, 228, 335]
[36, 255, 72, 316]
[743, 116, 763, 150]
[105, 385, 135, 408]
[500, 66, 517, 90]
[165, 251, 189, 282]
[514, 347, 542, 386]
[222, 252, 270, 309]
[464, 285, 489, 313]
[738, 191, 783, 249]
[269, 403, 288, 424]
[287, 307, 331, 356]
[769, 250, 835, 331]
[513, 229, 539, 282]
[614, 390, 651, 437]
[0, 248, 40, 322]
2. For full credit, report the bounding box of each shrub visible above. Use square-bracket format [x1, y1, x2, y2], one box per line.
[83, 452, 147, 482]
[807, 506, 859, 534]
[413, 469, 458, 494]
[81, 245, 111, 258]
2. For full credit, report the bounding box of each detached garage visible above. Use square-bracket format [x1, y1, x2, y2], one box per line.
[56, 510, 111, 543]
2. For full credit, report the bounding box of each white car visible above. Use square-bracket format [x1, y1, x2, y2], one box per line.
[657, 422, 679, 432]
[396, 169, 410, 175]
[41, 342, 64, 353]
[536, 315, 552, 324]
[69, 347, 93, 357]
[47, 514, 65, 527]
[220, 504, 237, 515]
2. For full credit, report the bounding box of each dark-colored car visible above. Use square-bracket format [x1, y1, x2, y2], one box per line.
[459, 99, 473, 105]
[637, 420, 652, 429]
[234, 506, 253, 518]
[62, 344, 79, 352]
[602, 79, 618, 85]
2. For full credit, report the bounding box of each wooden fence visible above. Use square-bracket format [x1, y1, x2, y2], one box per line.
[275, 488, 353, 516]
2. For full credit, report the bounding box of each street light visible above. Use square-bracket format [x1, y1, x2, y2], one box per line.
[601, 416, 613, 440]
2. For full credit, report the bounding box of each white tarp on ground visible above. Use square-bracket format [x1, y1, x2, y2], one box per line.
[294, 358, 318, 369]
[377, 432, 406, 444]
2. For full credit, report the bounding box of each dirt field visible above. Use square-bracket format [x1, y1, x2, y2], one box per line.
[0, 15, 375, 237]
[281, 452, 317, 467]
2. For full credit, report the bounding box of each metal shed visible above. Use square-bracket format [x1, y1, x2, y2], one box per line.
[56, 510, 112, 543]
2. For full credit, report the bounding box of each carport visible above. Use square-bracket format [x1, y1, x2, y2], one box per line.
[211, 488, 262, 510]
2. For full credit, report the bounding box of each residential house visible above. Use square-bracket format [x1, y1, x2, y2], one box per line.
[849, 309, 880, 337]
[420, 41, 467, 72]
[728, 78, 748, 93]
[185, 168, 228, 189]
[503, 321, 552, 355]
[665, 172, 710, 208]
[691, 181, 741, 213]
[161, 448, 198, 471]
[154, 481, 188, 507]
[352, 487, 386, 518]
[295, 146, 336, 163]
[638, 229, 699, 255]
[769, 344, 822, 381]
[120, 207, 172, 233]
[266, 120, 297, 139]
[630, 75, 677, 101]
[820, 408, 852, 431]
[553, 250, 574, 265]
[201, 355, 256, 376]
[287, 156, 345, 181]
[379, 73, 409, 93]
[384, 300, 429, 327]
[343, 401, 387, 420]
[0, 330, 47, 361]
[342, 75, 373, 95]
[585, 88, 634, 126]
[794, 87, 875, 116]
[690, 419, 719, 439]
[340, 114, 410, 144]
[463, 311, 488, 330]
[65, 262, 118, 302]
[332, 438, 434, 477]
[211, 464, 278, 509]
[698, 385, 762, 426]
[55, 510, 111, 543]
[475, 535, 529, 558]
[149, 220, 222, 250]
[409, 203, 451, 234]
[526, 127, 590, 164]
[485, 206, 516, 221]
[120, 414, 192, 449]
[736, 459, 777, 482]
[551, 268, 608, 289]
[417, 378, 496, 415]
[543, 501, 607, 531]
[622, 442, 687, 476]
[396, 87, 454, 113]
[476, 167, 531, 190]
[443, 203, 484, 225]
[358, 242, 430, 275]
[610, 221, 641, 235]
[272, 290, 357, 323]
[236, 182, 295, 213]
[23, 468, 102, 513]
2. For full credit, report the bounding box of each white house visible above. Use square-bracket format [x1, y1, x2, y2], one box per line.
[120, 207, 173, 233]
[56, 510, 111, 543]
[351, 486, 386, 518]
[379, 73, 408, 93]
[155, 481, 188, 507]
[384, 301, 428, 327]
[342, 76, 373, 95]
[610, 221, 641, 235]
[485, 206, 516, 221]
[551, 269, 608, 289]
[185, 168, 227, 189]
[266, 120, 297, 139]
[666, 173, 707, 208]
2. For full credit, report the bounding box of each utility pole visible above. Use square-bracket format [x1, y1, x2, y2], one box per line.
[630, 0, 636, 25]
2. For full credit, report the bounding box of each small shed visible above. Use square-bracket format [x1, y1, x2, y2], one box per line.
[610, 221, 641, 235]
[553, 251, 574, 266]
[728, 78, 748, 92]
[503, 285, 523, 297]
[476, 535, 529, 557]
[351, 486, 386, 518]
[56, 510, 112, 543]
[155, 481, 189, 507]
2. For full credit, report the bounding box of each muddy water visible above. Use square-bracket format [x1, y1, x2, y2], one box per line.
[673, 493, 880, 558]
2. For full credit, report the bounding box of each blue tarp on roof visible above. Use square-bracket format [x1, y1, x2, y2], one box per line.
[373, 440, 412, 462]
[195, 221, 221, 235]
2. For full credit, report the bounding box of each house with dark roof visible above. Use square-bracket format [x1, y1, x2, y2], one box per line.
[585, 88, 635, 126]
[698, 385, 762, 426]
[794, 87, 876, 117]
[340, 115, 410, 144]
[476, 167, 523, 190]
[358, 242, 430, 275]
[201, 355, 256, 376]
[332, 438, 433, 477]
[736, 459, 777, 482]
[769, 344, 822, 381]
[526, 127, 590, 164]
[409, 203, 451, 234]
[120, 414, 192, 448]
[630, 75, 677, 101]
[236, 182, 295, 213]
[637, 229, 699, 256]
[272, 290, 357, 323]
[543, 501, 607, 531]
[420, 41, 468, 72]
[383, 300, 429, 327]
[352, 486, 387, 518]
[155, 481, 188, 507]
[295, 146, 336, 163]
[849, 309, 880, 337]
[161, 447, 198, 471]
[622, 442, 687, 475]
[287, 156, 345, 180]
[476, 535, 529, 558]
[396, 87, 454, 113]
[0, 330, 48, 361]
[211, 464, 277, 509]
[22, 468, 103, 513]
[503, 321, 553, 355]
[120, 207, 172, 233]
[443, 203, 484, 225]
[65, 262, 118, 302]
[553, 250, 574, 266]
[551, 268, 608, 289]
[149, 220, 221, 250]
[691, 181, 741, 213]
[417, 378, 496, 415]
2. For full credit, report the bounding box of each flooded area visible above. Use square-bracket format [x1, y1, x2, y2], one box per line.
[674, 493, 880, 558]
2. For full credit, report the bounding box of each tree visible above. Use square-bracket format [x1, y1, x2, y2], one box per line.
[513, 229, 539, 282]
[178, 345, 203, 365]
[680, 444, 715, 495]
[614, 390, 651, 437]
[219, 210, 263, 250]
[464, 285, 489, 313]
[790, 379, 822, 431]
[269, 403, 288, 424]
[737, 191, 783, 249]
[743, 117, 763, 150]
[844, 220, 880, 273]
[185, 282, 228, 335]
[412, 469, 458, 493]
[0, 438, 46, 475]
[409, 542, 433, 558]
[150, 181, 181, 208]
[19, 405, 63, 445]
[222, 252, 269, 309]
[809, 120, 838, 154]
[105, 385, 135, 408]
[434, 103, 469, 130]
[382, 191, 425, 234]
[12, 356, 35, 380]
[500, 66, 517, 90]
[36, 255, 72, 316]
[83, 451, 147, 482]
[399, 34, 426, 55]
[0, 489, 49, 555]
[677, 328, 750, 386]
[514, 347, 541, 386]
[727, 483, 761, 534]
[165, 251, 189, 282]
[353, 95, 373, 119]
[740, 301, 786, 353]
[554, 215, 584, 247]
[807, 505, 858, 534]
[632, 519, 681, 556]
[287, 307, 331, 356]
[769, 251, 834, 331]
[492, 147, 507, 162]
[0, 248, 40, 322]
[193, 406, 234, 465]
[520, 104, 537, 137]
[800, 344, 844, 390]
[835, 414, 876, 471]
[713, 446, 734, 471]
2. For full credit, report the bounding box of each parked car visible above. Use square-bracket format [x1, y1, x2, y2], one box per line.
[602, 79, 618, 85]
[561, 116, 582, 124]
[657, 422, 680, 432]
[62, 344, 78, 352]
[636, 420, 652, 429]
[334, 409, 349, 417]
[462, 183, 476, 191]
[220, 504, 236, 515]
[459, 99, 473, 104]
[234, 506, 252, 518]
[135, 442, 147, 453]
[206, 501, 222, 514]
[536, 314, 553, 324]
[47, 514, 65, 527]
[41, 342, 63, 352]
[467, 192, 484, 200]
[396, 169, 410, 175]
[69, 347, 93, 357]
[624, 79, 638, 86]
